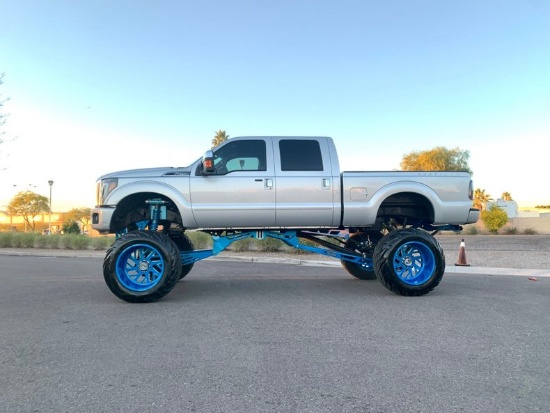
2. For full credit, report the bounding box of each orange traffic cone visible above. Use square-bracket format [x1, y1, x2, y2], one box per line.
[455, 239, 470, 266]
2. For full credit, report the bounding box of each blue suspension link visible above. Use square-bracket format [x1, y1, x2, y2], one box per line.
[180, 230, 372, 268]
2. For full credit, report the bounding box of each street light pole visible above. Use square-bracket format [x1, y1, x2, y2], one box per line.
[48, 180, 54, 234]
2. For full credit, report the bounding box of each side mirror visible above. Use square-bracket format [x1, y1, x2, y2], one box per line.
[202, 150, 215, 175]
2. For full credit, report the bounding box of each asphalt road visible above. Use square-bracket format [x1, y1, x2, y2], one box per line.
[1, 255, 549, 413]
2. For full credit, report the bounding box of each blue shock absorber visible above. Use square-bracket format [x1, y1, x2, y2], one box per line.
[146, 199, 168, 231]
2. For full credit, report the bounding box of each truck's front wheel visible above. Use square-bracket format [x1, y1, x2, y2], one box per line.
[373, 228, 445, 296]
[103, 231, 182, 303]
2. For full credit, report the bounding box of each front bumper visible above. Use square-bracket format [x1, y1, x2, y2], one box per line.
[91, 206, 116, 234]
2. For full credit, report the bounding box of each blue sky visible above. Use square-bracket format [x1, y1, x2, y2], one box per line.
[1, 0, 549, 210]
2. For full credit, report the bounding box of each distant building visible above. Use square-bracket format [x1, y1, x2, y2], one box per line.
[488, 198, 518, 218]
[0, 210, 63, 233]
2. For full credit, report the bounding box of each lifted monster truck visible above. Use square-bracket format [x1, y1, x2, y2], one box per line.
[92, 136, 479, 302]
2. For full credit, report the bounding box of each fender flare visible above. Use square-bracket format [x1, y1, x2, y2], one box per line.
[106, 180, 198, 229]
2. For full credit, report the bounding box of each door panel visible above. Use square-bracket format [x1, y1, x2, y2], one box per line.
[273, 138, 336, 227]
[190, 139, 275, 228]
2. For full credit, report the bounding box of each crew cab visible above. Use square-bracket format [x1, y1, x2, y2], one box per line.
[92, 136, 479, 302]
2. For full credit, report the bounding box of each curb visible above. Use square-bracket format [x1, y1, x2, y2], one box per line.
[1, 248, 548, 278]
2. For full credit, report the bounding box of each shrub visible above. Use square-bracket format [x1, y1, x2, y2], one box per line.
[523, 228, 538, 235]
[231, 238, 253, 252]
[502, 226, 518, 235]
[34, 234, 51, 248]
[91, 236, 115, 250]
[0, 232, 15, 247]
[463, 225, 479, 235]
[187, 231, 212, 249]
[62, 221, 81, 235]
[481, 205, 509, 234]
[47, 235, 64, 249]
[63, 234, 92, 250]
[12, 232, 36, 248]
[256, 237, 284, 252]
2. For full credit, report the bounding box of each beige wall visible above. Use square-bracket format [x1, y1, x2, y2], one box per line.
[509, 217, 550, 235]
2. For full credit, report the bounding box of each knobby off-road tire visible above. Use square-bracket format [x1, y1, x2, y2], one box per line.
[373, 228, 445, 296]
[170, 233, 195, 280]
[340, 231, 384, 280]
[103, 230, 182, 303]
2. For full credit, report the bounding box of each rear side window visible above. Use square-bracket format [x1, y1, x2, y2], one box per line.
[279, 140, 323, 171]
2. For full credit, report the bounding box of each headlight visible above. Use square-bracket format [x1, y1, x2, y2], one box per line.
[97, 178, 118, 205]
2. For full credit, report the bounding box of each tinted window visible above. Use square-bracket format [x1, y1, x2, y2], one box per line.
[279, 140, 323, 171]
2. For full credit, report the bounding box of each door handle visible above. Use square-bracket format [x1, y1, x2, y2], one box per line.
[322, 178, 331, 189]
[265, 178, 273, 190]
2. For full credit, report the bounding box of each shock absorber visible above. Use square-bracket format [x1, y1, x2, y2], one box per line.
[146, 199, 169, 231]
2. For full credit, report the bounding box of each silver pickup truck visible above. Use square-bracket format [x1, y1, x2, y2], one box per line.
[92, 136, 479, 302]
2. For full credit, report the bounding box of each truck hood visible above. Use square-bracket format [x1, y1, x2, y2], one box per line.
[98, 166, 193, 180]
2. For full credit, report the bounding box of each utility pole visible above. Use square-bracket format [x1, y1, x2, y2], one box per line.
[48, 180, 54, 234]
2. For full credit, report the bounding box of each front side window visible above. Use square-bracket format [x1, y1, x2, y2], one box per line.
[279, 140, 323, 171]
[213, 140, 266, 174]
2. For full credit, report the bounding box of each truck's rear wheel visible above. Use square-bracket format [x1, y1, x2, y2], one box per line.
[103, 231, 182, 303]
[373, 228, 445, 296]
[170, 233, 195, 280]
[340, 231, 383, 280]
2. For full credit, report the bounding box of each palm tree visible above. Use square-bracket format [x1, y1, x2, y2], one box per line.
[473, 188, 493, 211]
[501, 192, 513, 201]
[211, 130, 229, 148]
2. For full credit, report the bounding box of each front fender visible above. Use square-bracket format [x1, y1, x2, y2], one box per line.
[105, 180, 198, 229]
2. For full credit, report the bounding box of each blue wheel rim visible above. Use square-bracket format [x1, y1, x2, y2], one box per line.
[115, 243, 165, 292]
[392, 241, 435, 286]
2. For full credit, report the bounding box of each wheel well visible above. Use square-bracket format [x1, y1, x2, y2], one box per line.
[110, 192, 183, 232]
[377, 192, 434, 226]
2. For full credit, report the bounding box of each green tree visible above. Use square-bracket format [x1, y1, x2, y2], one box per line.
[211, 130, 229, 148]
[473, 188, 493, 211]
[62, 221, 81, 234]
[64, 207, 91, 232]
[481, 204, 508, 234]
[400, 146, 472, 174]
[7, 191, 50, 232]
[501, 192, 513, 201]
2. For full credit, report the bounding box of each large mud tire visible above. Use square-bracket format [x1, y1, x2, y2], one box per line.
[103, 231, 182, 303]
[170, 233, 195, 280]
[341, 231, 384, 280]
[373, 228, 445, 296]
